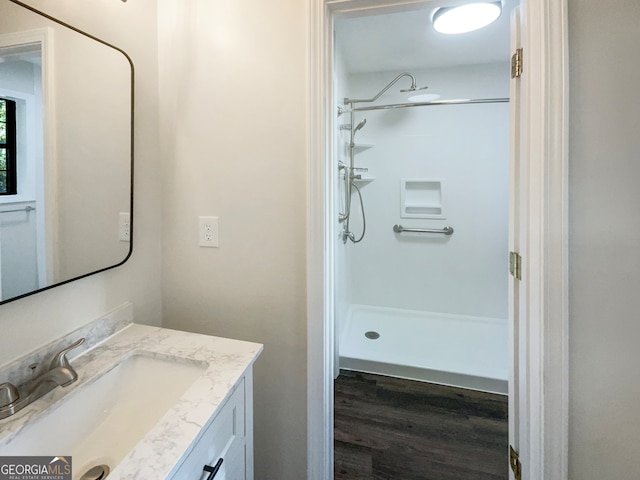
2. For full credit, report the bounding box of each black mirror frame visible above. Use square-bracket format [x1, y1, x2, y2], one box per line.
[1, 0, 134, 305]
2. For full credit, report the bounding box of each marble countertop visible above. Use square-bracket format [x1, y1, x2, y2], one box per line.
[0, 322, 263, 479]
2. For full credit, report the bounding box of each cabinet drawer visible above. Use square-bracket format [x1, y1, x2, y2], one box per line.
[170, 378, 245, 479]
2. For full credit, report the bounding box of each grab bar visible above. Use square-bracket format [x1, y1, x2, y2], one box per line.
[0, 206, 35, 214]
[393, 224, 454, 235]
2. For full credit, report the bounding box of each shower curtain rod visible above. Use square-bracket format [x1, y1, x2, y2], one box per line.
[346, 97, 509, 113]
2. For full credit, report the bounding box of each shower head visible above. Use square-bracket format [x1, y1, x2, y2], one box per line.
[354, 118, 367, 133]
[400, 85, 429, 93]
[344, 72, 428, 106]
[400, 73, 429, 92]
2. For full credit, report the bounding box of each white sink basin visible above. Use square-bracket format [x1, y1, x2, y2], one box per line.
[1, 354, 207, 479]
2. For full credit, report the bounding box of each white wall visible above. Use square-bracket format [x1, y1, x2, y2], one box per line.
[0, 0, 162, 365]
[568, 0, 640, 478]
[157, 1, 307, 478]
[0, 61, 39, 298]
[0, 202, 38, 299]
[0, 60, 36, 93]
[344, 64, 509, 318]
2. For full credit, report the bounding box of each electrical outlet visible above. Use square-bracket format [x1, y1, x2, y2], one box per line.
[119, 212, 131, 242]
[199, 216, 219, 247]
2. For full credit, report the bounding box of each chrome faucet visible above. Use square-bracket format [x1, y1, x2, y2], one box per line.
[0, 338, 85, 420]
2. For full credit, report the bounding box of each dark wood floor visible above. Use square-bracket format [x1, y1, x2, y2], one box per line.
[334, 370, 508, 480]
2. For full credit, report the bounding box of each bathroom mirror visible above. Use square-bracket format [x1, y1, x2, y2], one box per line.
[0, 0, 133, 304]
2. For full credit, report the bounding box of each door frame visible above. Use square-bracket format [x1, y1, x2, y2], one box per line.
[307, 1, 569, 478]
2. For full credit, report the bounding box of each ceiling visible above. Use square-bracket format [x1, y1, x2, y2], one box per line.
[335, 0, 520, 74]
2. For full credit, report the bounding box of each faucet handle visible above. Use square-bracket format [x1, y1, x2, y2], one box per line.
[0, 382, 19, 408]
[49, 338, 85, 370]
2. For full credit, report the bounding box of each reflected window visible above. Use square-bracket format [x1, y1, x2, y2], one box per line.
[0, 97, 17, 195]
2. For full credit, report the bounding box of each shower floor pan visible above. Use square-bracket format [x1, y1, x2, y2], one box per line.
[339, 304, 508, 394]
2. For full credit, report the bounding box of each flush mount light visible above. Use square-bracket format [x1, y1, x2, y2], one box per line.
[433, 2, 502, 34]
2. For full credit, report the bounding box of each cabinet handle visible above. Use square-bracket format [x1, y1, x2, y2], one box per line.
[203, 458, 223, 480]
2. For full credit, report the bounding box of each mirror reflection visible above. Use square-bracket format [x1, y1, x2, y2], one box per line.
[0, 0, 133, 303]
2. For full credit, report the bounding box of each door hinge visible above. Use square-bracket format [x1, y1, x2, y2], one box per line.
[509, 251, 522, 280]
[511, 48, 523, 78]
[509, 445, 522, 480]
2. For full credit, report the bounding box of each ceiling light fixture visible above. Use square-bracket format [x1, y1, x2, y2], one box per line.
[432, 2, 502, 34]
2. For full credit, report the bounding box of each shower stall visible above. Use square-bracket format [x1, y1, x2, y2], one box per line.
[333, 34, 511, 393]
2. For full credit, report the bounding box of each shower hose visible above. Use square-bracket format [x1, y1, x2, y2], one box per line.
[348, 180, 366, 243]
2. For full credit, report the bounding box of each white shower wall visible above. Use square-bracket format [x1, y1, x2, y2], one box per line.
[344, 63, 510, 319]
[333, 45, 353, 347]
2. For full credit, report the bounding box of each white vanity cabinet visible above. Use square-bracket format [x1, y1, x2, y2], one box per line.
[0, 316, 263, 480]
[170, 370, 254, 480]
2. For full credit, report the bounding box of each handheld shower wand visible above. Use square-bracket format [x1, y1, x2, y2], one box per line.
[354, 118, 367, 133]
[341, 115, 368, 243]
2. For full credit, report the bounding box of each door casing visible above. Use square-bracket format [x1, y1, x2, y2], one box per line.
[307, 1, 569, 479]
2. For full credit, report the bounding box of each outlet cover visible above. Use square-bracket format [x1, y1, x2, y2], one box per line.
[119, 212, 131, 242]
[199, 216, 219, 247]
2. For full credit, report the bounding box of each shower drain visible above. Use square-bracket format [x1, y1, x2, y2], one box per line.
[364, 331, 380, 340]
[79, 464, 110, 480]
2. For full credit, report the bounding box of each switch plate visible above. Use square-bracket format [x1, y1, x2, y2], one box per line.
[119, 212, 131, 242]
[199, 216, 219, 247]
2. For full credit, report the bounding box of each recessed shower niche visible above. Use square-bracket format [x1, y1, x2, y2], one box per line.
[400, 178, 444, 219]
